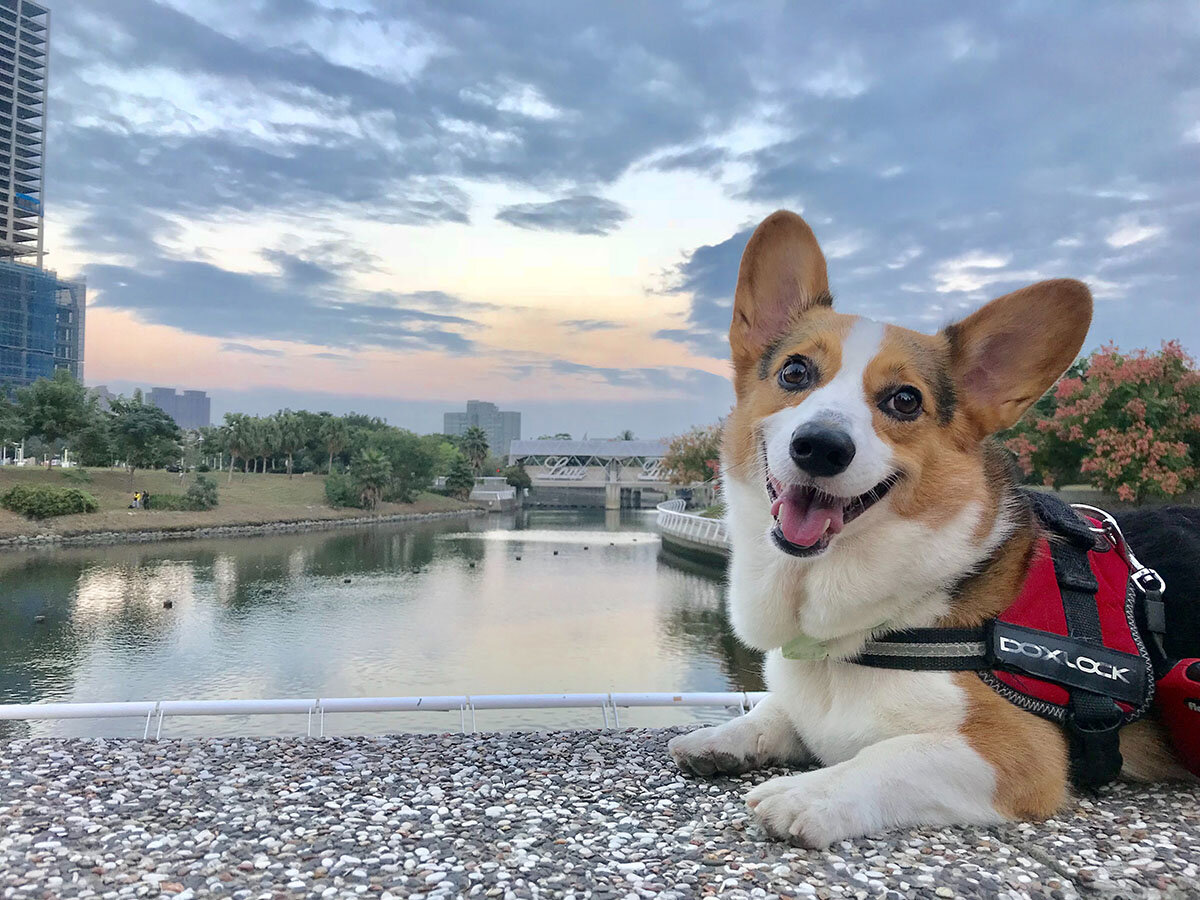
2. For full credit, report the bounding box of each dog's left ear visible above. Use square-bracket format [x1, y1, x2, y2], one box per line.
[944, 279, 1092, 437]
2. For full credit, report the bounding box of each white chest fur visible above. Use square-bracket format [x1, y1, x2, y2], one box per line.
[763, 650, 969, 765]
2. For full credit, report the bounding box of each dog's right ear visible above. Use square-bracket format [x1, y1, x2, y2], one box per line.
[730, 210, 830, 382]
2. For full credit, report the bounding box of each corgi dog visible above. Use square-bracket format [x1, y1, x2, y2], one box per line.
[668, 210, 1194, 846]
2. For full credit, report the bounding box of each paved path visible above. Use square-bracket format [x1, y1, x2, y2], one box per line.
[2, 728, 1197, 899]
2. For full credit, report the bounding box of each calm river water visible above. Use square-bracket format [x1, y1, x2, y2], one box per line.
[1, 509, 761, 737]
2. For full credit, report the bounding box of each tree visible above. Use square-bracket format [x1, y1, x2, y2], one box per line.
[73, 415, 114, 468]
[1006, 341, 1200, 503]
[351, 448, 392, 509]
[15, 369, 93, 467]
[460, 426, 490, 474]
[663, 423, 723, 485]
[368, 428, 436, 503]
[616, 429, 635, 441]
[222, 413, 255, 481]
[503, 463, 531, 490]
[445, 455, 475, 500]
[0, 394, 23, 460]
[421, 433, 460, 478]
[319, 414, 350, 473]
[538, 433, 572, 440]
[197, 425, 226, 470]
[109, 395, 181, 487]
[274, 410, 304, 478]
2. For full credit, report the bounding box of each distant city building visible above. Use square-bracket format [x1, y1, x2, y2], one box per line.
[0, 260, 85, 385]
[0, 0, 49, 267]
[0, 2, 84, 389]
[147, 387, 211, 431]
[443, 400, 521, 457]
[91, 384, 115, 411]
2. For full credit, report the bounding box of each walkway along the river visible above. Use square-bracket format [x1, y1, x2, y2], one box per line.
[2, 729, 1197, 899]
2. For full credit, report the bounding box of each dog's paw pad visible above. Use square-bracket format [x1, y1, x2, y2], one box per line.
[668, 728, 757, 777]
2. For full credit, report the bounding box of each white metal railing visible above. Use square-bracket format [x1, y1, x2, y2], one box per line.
[0, 691, 768, 739]
[469, 489, 516, 501]
[655, 500, 730, 551]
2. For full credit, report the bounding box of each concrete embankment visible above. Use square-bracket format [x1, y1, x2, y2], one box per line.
[0, 507, 484, 550]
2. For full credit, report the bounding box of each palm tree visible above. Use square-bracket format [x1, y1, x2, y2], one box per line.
[223, 413, 253, 482]
[319, 414, 349, 473]
[460, 426, 489, 474]
[353, 448, 392, 509]
[274, 410, 304, 478]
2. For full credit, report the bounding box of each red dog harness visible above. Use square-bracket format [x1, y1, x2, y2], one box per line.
[851, 491, 1199, 788]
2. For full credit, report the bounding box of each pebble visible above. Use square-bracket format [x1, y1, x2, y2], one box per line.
[0, 728, 1196, 899]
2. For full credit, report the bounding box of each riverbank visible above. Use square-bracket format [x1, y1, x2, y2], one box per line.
[0, 467, 480, 548]
[2, 729, 1196, 899]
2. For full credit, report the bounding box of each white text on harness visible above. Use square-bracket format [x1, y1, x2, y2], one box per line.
[997, 636, 1132, 684]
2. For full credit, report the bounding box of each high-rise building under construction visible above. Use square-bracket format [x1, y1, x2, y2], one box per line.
[0, 1, 87, 387]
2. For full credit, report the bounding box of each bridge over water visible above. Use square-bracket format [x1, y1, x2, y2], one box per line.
[507, 438, 672, 508]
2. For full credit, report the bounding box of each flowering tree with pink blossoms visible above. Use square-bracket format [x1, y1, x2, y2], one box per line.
[1004, 341, 1200, 503]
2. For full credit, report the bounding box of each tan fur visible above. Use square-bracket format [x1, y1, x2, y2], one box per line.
[721, 309, 853, 485]
[946, 279, 1093, 438]
[956, 673, 1069, 819]
[730, 210, 830, 387]
[1120, 718, 1199, 782]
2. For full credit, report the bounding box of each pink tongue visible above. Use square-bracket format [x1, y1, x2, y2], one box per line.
[771, 490, 845, 547]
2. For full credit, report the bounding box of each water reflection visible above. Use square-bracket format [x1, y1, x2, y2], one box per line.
[0, 509, 760, 737]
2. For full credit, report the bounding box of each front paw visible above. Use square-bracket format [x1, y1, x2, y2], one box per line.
[668, 726, 759, 777]
[745, 774, 850, 848]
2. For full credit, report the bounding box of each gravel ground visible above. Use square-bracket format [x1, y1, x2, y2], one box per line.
[2, 728, 1198, 899]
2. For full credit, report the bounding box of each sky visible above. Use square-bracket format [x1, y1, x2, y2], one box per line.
[43, 1, 1200, 439]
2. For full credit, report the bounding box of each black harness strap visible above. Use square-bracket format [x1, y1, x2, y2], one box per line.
[1051, 539, 1125, 788]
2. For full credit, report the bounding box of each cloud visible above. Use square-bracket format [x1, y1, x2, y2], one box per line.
[649, 146, 729, 173]
[563, 319, 621, 332]
[495, 196, 630, 235]
[656, 228, 750, 357]
[42, 0, 1200, 387]
[87, 255, 480, 354]
[1105, 217, 1165, 249]
[220, 343, 285, 357]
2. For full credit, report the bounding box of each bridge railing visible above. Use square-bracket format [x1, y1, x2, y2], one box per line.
[655, 500, 730, 551]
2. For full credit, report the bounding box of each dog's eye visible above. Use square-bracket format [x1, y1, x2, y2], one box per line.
[883, 387, 923, 419]
[778, 356, 814, 390]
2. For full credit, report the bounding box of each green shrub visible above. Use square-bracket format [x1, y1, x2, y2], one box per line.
[148, 476, 219, 512]
[61, 467, 92, 484]
[186, 475, 218, 510]
[324, 471, 363, 508]
[1, 484, 99, 519]
[196, 463, 211, 473]
[148, 493, 191, 511]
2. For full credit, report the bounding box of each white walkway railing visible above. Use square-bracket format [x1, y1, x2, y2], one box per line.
[655, 500, 730, 552]
[0, 691, 768, 739]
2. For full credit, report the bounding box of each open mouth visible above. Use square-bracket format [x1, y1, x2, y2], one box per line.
[765, 468, 899, 557]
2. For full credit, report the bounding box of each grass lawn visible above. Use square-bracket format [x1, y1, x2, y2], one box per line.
[0, 467, 475, 539]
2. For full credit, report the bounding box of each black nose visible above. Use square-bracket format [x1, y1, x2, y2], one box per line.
[790, 423, 856, 477]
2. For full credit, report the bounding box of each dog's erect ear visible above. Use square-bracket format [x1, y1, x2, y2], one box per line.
[730, 210, 830, 380]
[945, 279, 1092, 437]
